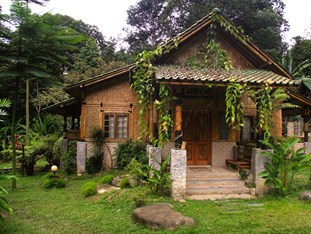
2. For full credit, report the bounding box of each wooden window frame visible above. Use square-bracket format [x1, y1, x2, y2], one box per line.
[104, 113, 129, 140]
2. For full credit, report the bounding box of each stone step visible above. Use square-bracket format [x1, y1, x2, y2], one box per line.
[187, 177, 243, 183]
[186, 194, 255, 201]
[186, 186, 250, 195]
[187, 173, 241, 179]
[186, 183, 245, 189]
[186, 179, 245, 187]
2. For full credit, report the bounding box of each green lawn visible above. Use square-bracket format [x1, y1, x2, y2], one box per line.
[1, 171, 311, 234]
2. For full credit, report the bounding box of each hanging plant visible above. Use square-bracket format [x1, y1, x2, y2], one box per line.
[131, 38, 179, 145]
[154, 85, 174, 148]
[256, 82, 273, 142]
[225, 80, 249, 130]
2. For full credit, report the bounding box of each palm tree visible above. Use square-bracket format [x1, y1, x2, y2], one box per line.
[0, 99, 11, 121]
[1, 1, 83, 188]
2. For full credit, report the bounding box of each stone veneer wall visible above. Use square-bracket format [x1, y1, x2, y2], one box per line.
[304, 142, 311, 154]
[103, 142, 118, 169]
[77, 141, 87, 174]
[212, 141, 236, 167]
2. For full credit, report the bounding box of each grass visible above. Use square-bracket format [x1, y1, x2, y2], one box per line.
[0, 158, 48, 170]
[1, 170, 311, 234]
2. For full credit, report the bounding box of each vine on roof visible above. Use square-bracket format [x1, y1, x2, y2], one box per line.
[225, 79, 249, 130]
[132, 37, 179, 146]
[255, 82, 273, 142]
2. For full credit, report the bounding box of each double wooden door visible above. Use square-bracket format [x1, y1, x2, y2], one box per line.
[182, 111, 211, 165]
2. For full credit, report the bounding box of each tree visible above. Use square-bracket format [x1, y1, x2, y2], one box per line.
[46, 14, 116, 62]
[125, 0, 288, 59]
[0, 98, 11, 122]
[15, 0, 50, 5]
[0, 0, 83, 187]
[291, 37, 311, 78]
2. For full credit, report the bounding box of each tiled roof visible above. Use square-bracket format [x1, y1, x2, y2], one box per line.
[156, 66, 298, 86]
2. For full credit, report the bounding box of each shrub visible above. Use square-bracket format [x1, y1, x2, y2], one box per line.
[138, 154, 172, 196]
[81, 181, 97, 197]
[239, 169, 250, 180]
[259, 137, 311, 196]
[119, 178, 131, 189]
[100, 174, 114, 184]
[61, 141, 77, 175]
[115, 140, 147, 169]
[133, 191, 147, 208]
[86, 127, 104, 174]
[52, 137, 63, 165]
[42, 173, 66, 189]
[125, 158, 147, 186]
[0, 175, 16, 227]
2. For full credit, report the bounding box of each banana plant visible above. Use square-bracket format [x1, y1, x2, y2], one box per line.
[0, 175, 17, 226]
[259, 137, 311, 195]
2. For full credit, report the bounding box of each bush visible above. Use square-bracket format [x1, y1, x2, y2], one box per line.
[0, 175, 16, 227]
[239, 169, 250, 180]
[86, 127, 104, 174]
[133, 191, 147, 208]
[81, 181, 97, 197]
[115, 140, 147, 169]
[52, 137, 63, 165]
[61, 141, 77, 175]
[42, 173, 66, 189]
[125, 158, 146, 186]
[119, 178, 131, 189]
[138, 154, 172, 196]
[100, 174, 114, 184]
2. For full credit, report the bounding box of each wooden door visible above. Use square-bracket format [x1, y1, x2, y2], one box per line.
[183, 111, 211, 165]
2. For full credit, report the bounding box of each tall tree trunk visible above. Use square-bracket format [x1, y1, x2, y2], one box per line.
[26, 79, 30, 146]
[11, 76, 19, 189]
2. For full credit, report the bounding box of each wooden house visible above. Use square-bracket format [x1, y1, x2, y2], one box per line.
[46, 9, 311, 172]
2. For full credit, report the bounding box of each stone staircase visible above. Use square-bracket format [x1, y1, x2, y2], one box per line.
[186, 166, 253, 200]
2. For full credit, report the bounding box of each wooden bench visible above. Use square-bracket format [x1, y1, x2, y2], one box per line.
[226, 142, 255, 172]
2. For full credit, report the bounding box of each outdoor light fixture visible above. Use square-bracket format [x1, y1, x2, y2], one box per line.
[51, 165, 58, 175]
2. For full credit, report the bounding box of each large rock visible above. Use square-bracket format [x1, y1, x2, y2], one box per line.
[298, 191, 311, 202]
[132, 203, 195, 230]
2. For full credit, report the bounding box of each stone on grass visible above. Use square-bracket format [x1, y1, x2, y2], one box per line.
[96, 184, 120, 194]
[298, 191, 311, 202]
[132, 203, 195, 230]
[111, 175, 135, 187]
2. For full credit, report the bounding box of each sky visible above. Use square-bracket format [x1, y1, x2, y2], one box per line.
[2, 0, 311, 46]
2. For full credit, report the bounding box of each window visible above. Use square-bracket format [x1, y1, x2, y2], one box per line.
[241, 117, 255, 141]
[104, 113, 128, 139]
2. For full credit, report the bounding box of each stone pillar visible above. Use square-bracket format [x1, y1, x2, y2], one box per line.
[77, 141, 87, 174]
[251, 148, 272, 196]
[304, 142, 311, 154]
[303, 115, 310, 142]
[147, 145, 161, 171]
[174, 99, 182, 149]
[170, 149, 187, 199]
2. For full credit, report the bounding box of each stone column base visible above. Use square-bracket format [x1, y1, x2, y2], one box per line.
[77, 141, 87, 174]
[170, 149, 187, 199]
